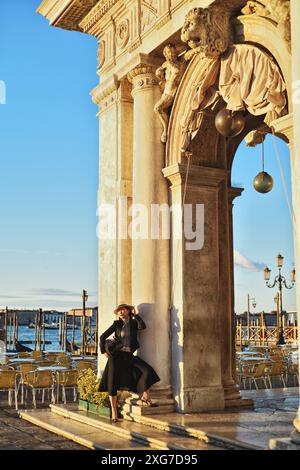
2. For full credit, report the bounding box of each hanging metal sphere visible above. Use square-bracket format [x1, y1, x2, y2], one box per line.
[253, 171, 274, 194]
[215, 108, 245, 137]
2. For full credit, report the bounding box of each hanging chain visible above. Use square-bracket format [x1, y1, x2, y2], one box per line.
[271, 129, 296, 226]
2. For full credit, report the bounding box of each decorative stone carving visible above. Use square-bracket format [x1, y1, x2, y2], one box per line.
[241, 1, 266, 15]
[154, 44, 185, 143]
[241, 0, 291, 44]
[116, 19, 130, 49]
[141, 0, 158, 33]
[127, 65, 158, 93]
[245, 127, 269, 146]
[91, 75, 120, 110]
[97, 40, 105, 69]
[53, 0, 99, 31]
[79, 0, 120, 32]
[181, 6, 233, 59]
[179, 6, 287, 151]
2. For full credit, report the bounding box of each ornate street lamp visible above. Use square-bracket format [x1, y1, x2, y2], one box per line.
[263, 254, 296, 345]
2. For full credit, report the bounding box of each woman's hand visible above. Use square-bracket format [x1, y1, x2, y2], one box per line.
[103, 352, 110, 358]
[131, 306, 137, 316]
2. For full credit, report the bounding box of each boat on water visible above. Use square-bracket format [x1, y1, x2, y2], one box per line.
[28, 322, 60, 330]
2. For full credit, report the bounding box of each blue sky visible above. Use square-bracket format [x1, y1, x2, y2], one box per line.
[0, 1, 296, 314]
[0, 0, 99, 310]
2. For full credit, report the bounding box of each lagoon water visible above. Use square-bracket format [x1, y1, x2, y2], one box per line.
[12, 325, 84, 352]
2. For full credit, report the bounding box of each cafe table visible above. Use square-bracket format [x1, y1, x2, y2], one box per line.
[236, 351, 266, 356]
[238, 356, 272, 362]
[70, 356, 96, 361]
[8, 358, 39, 364]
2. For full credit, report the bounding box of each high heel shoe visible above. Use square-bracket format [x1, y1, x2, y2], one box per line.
[111, 417, 118, 423]
[142, 398, 158, 408]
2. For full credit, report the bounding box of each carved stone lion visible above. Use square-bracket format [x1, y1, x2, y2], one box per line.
[180, 7, 232, 58]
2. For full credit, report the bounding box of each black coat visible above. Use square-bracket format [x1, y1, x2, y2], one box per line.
[99, 315, 146, 355]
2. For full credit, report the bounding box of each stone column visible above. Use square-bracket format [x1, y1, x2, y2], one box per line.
[163, 163, 234, 412]
[225, 187, 250, 406]
[270, 112, 300, 449]
[126, 65, 173, 407]
[92, 77, 133, 374]
[290, 2, 300, 443]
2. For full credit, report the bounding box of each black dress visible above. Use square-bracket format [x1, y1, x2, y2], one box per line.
[98, 315, 160, 396]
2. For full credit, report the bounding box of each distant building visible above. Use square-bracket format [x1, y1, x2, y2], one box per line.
[235, 310, 297, 327]
[0, 309, 66, 326]
[67, 307, 98, 325]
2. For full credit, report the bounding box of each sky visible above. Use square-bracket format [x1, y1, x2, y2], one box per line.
[0, 1, 296, 314]
[0, 0, 99, 310]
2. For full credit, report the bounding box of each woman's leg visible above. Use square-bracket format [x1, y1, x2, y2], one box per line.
[109, 395, 118, 420]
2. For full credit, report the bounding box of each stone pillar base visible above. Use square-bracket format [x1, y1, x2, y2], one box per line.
[177, 386, 225, 413]
[269, 431, 300, 450]
[223, 383, 253, 409]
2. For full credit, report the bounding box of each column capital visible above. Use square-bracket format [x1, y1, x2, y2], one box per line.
[91, 74, 120, 109]
[162, 163, 227, 189]
[228, 187, 244, 205]
[127, 64, 159, 94]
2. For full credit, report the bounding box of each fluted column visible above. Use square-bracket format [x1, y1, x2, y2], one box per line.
[127, 65, 172, 401]
[224, 187, 249, 406]
[271, 112, 300, 448]
[290, 0, 300, 444]
[92, 77, 133, 374]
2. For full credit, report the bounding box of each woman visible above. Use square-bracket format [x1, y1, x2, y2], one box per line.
[99, 303, 160, 422]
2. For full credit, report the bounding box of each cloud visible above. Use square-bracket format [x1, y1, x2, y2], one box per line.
[0, 295, 22, 299]
[27, 288, 97, 298]
[28, 288, 80, 297]
[234, 250, 266, 272]
[0, 249, 30, 254]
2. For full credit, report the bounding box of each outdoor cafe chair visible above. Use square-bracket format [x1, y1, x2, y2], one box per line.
[265, 361, 286, 388]
[0, 369, 18, 410]
[241, 363, 268, 390]
[17, 352, 31, 358]
[288, 362, 299, 386]
[56, 369, 79, 404]
[18, 363, 38, 404]
[24, 370, 55, 408]
[31, 351, 44, 359]
[269, 354, 284, 363]
[56, 356, 71, 365]
[74, 360, 97, 371]
[45, 353, 58, 361]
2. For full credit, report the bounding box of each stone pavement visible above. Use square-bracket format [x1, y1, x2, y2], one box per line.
[131, 388, 299, 450]
[0, 404, 86, 450]
[1, 388, 299, 450]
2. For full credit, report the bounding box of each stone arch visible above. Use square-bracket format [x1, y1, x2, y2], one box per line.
[166, 12, 292, 169]
[163, 8, 293, 412]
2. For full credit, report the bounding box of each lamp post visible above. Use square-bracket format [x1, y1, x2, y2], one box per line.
[264, 254, 296, 345]
[82, 289, 88, 355]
